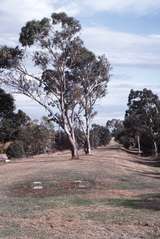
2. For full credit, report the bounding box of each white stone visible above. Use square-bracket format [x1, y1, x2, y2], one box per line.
[74, 180, 82, 184]
[33, 181, 42, 185]
[33, 185, 43, 190]
[78, 184, 86, 189]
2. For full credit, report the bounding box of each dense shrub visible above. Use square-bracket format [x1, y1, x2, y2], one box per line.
[55, 131, 71, 150]
[6, 141, 25, 159]
[17, 123, 55, 156]
[118, 135, 130, 149]
[140, 132, 154, 156]
[90, 124, 111, 148]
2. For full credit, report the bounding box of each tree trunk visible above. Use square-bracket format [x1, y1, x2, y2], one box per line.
[63, 112, 79, 159]
[153, 141, 158, 157]
[84, 133, 91, 155]
[137, 135, 141, 154]
[67, 131, 79, 160]
[84, 119, 91, 155]
[70, 142, 79, 159]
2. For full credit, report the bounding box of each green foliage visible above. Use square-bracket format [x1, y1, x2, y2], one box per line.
[106, 119, 124, 137]
[0, 88, 15, 118]
[0, 88, 30, 143]
[0, 111, 30, 143]
[19, 18, 50, 46]
[18, 122, 54, 156]
[0, 89, 55, 157]
[121, 89, 160, 155]
[55, 131, 71, 150]
[117, 134, 130, 149]
[90, 124, 111, 148]
[6, 141, 25, 159]
[0, 46, 23, 69]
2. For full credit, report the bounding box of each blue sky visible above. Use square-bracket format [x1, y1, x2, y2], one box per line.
[1, 0, 160, 124]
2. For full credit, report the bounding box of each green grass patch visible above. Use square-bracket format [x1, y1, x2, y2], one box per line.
[70, 197, 94, 206]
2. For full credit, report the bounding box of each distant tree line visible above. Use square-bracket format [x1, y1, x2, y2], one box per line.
[4, 87, 160, 158]
[115, 88, 160, 156]
[0, 88, 111, 159]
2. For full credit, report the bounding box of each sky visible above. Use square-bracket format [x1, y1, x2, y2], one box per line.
[1, 0, 160, 124]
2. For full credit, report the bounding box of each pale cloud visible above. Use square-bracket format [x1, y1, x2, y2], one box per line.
[0, 0, 78, 46]
[0, 0, 79, 25]
[84, 0, 160, 14]
[0, 0, 52, 20]
[82, 27, 160, 66]
[2, 0, 159, 33]
[1, 0, 160, 67]
[70, 0, 160, 15]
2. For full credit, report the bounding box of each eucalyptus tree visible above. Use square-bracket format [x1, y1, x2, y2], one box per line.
[71, 47, 110, 154]
[0, 12, 110, 158]
[0, 13, 85, 159]
[106, 119, 123, 136]
[124, 89, 160, 156]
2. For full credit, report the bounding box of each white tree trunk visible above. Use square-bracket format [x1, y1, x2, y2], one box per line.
[84, 121, 91, 155]
[61, 98, 79, 159]
[153, 141, 158, 157]
[85, 130, 91, 155]
[63, 120, 79, 159]
[137, 135, 141, 154]
[70, 129, 79, 159]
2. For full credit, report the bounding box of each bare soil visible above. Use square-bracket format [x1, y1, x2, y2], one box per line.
[1, 143, 160, 238]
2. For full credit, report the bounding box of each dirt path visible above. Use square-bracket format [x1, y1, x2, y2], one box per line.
[1, 146, 160, 238]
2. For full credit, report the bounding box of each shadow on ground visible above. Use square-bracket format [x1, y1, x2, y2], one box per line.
[109, 193, 160, 211]
[134, 158, 160, 167]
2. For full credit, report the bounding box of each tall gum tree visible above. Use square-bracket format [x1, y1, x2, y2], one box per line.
[71, 48, 110, 154]
[0, 13, 83, 159]
[124, 89, 160, 156]
[0, 12, 110, 159]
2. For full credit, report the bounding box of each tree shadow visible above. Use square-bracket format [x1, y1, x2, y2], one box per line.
[109, 193, 160, 211]
[137, 171, 160, 180]
[118, 162, 160, 180]
[95, 147, 121, 152]
[131, 156, 160, 168]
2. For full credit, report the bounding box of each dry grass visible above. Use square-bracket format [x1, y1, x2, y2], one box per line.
[1, 147, 160, 238]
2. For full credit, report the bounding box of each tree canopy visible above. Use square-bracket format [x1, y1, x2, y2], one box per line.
[0, 12, 110, 159]
[118, 89, 160, 155]
[0, 88, 30, 144]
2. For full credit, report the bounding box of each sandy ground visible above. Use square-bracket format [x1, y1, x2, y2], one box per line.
[1, 143, 160, 238]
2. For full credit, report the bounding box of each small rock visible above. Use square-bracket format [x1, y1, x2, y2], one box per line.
[32, 181, 43, 190]
[33, 181, 42, 185]
[33, 185, 43, 190]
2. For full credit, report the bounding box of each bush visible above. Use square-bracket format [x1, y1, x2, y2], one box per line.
[90, 124, 111, 148]
[118, 135, 130, 149]
[55, 131, 71, 150]
[140, 132, 154, 156]
[6, 141, 25, 159]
